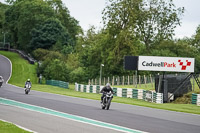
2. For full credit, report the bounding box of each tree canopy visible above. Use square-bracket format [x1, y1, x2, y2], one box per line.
[103, 0, 184, 51]
[1, 0, 200, 83]
[30, 18, 71, 50]
[4, 0, 80, 51]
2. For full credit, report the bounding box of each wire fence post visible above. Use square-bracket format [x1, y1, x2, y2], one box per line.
[144, 75, 147, 88]
[112, 76, 114, 86]
[128, 75, 130, 85]
[139, 75, 141, 88]
[117, 76, 119, 85]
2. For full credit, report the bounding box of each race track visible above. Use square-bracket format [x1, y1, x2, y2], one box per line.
[1, 54, 200, 133]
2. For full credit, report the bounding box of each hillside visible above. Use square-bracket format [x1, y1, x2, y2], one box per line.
[0, 51, 37, 85]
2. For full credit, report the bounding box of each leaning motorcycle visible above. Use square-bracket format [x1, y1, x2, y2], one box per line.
[25, 83, 31, 94]
[101, 91, 113, 110]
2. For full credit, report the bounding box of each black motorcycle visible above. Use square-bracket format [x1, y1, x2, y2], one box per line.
[0, 81, 3, 88]
[0, 76, 3, 88]
[101, 91, 113, 110]
[25, 83, 31, 94]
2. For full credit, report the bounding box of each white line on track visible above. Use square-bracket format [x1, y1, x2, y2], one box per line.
[0, 118, 37, 133]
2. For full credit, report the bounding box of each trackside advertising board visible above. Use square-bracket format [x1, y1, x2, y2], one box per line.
[138, 56, 195, 72]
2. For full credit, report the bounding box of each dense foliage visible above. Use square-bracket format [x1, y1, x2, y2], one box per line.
[30, 18, 72, 50]
[0, 0, 200, 83]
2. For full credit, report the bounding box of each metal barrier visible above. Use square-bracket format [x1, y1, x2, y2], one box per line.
[0, 48, 36, 64]
[46, 80, 69, 89]
[75, 83, 163, 104]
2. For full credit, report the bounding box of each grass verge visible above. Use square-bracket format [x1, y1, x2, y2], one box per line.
[0, 120, 31, 133]
[0, 51, 37, 85]
[1, 50, 200, 115]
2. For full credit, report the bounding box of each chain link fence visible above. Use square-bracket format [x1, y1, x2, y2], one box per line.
[89, 73, 199, 91]
[89, 74, 155, 89]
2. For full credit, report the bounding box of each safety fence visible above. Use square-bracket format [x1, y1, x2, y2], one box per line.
[191, 93, 200, 106]
[89, 75, 155, 89]
[46, 80, 69, 89]
[75, 83, 163, 104]
[0, 48, 36, 64]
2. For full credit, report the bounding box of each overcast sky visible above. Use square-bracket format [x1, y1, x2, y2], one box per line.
[1, 0, 200, 39]
[63, 0, 200, 39]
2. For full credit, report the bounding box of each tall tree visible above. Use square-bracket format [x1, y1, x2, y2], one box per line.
[0, 2, 9, 43]
[136, 0, 184, 50]
[30, 18, 71, 50]
[5, 0, 55, 50]
[103, 0, 184, 51]
[5, 0, 80, 52]
[77, 26, 143, 79]
[192, 25, 200, 51]
[47, 0, 81, 46]
[101, 0, 145, 75]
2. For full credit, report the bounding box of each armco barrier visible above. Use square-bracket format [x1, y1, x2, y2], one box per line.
[192, 93, 197, 104]
[127, 89, 132, 98]
[113, 88, 117, 96]
[75, 83, 163, 103]
[46, 80, 69, 89]
[191, 93, 200, 106]
[132, 89, 138, 99]
[0, 48, 36, 64]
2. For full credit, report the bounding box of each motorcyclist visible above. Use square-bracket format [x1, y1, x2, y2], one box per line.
[24, 79, 32, 88]
[0, 76, 4, 87]
[100, 83, 113, 103]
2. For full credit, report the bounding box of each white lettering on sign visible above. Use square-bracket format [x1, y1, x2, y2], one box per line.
[138, 56, 195, 72]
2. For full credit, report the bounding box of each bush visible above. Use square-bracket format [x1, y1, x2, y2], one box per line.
[69, 67, 87, 83]
[43, 59, 69, 81]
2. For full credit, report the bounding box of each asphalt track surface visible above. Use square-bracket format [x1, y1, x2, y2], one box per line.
[1, 54, 200, 133]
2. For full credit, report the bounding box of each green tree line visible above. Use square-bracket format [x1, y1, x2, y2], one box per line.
[0, 0, 200, 83]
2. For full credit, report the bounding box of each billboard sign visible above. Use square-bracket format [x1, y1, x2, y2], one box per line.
[138, 56, 195, 72]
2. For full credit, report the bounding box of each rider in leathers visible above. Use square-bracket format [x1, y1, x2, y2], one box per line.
[24, 79, 32, 88]
[100, 83, 113, 103]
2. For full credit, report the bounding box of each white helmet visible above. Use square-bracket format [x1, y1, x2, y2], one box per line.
[106, 83, 110, 87]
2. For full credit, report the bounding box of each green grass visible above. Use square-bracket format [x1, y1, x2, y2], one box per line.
[1, 50, 200, 115]
[0, 120, 31, 133]
[0, 51, 37, 84]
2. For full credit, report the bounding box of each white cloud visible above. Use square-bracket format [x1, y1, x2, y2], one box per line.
[63, 0, 105, 31]
[174, 0, 200, 38]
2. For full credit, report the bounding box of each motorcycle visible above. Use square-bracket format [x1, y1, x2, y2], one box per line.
[0, 76, 3, 88]
[25, 83, 31, 94]
[0, 81, 2, 88]
[101, 91, 113, 110]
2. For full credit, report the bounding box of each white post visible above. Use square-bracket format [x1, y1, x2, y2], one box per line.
[91, 79, 93, 85]
[100, 64, 104, 85]
[117, 76, 119, 85]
